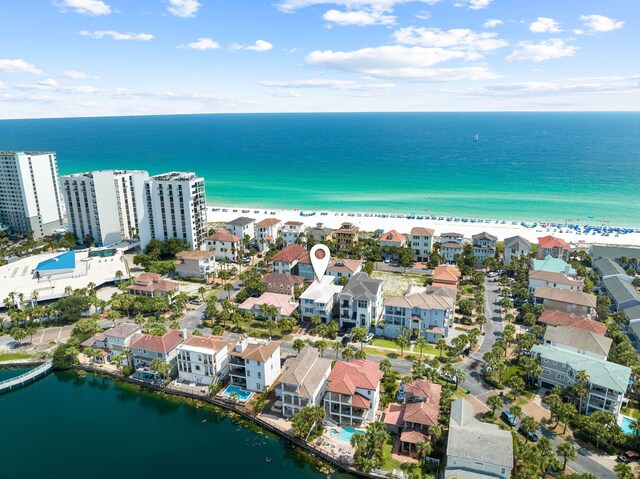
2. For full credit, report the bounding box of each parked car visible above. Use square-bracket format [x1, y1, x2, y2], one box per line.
[487, 271, 498, 278]
[618, 451, 640, 463]
[189, 298, 202, 304]
[396, 383, 405, 402]
[363, 333, 374, 343]
[341, 335, 351, 347]
[500, 410, 518, 427]
[517, 426, 539, 442]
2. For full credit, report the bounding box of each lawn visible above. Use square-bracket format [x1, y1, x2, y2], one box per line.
[0, 352, 32, 362]
[461, 285, 475, 295]
[381, 441, 404, 471]
[371, 338, 440, 357]
[622, 402, 640, 419]
[501, 364, 522, 382]
[372, 338, 401, 350]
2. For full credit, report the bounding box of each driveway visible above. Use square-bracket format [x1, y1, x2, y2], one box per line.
[471, 277, 503, 360]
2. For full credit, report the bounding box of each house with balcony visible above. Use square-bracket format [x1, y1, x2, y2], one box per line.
[445, 399, 513, 479]
[128, 272, 179, 298]
[238, 292, 299, 320]
[129, 329, 186, 376]
[503, 235, 531, 266]
[176, 335, 233, 385]
[226, 216, 256, 241]
[282, 221, 304, 246]
[174, 250, 217, 279]
[528, 270, 583, 293]
[383, 286, 455, 342]
[334, 222, 359, 252]
[327, 258, 363, 281]
[337, 273, 384, 330]
[203, 231, 242, 262]
[299, 275, 342, 322]
[272, 244, 307, 275]
[591, 245, 640, 272]
[543, 325, 612, 361]
[378, 230, 406, 259]
[538, 235, 571, 260]
[537, 310, 607, 336]
[323, 359, 383, 426]
[534, 286, 597, 317]
[228, 338, 281, 392]
[276, 346, 332, 418]
[472, 232, 497, 263]
[439, 232, 464, 263]
[261, 272, 305, 296]
[531, 344, 631, 417]
[81, 323, 141, 362]
[532, 255, 576, 275]
[308, 223, 334, 243]
[410, 227, 434, 262]
[383, 379, 441, 457]
[601, 276, 640, 313]
[256, 217, 282, 251]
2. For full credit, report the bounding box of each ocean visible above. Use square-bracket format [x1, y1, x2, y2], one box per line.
[0, 112, 638, 226]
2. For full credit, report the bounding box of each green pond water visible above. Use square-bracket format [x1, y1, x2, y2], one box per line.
[0, 370, 347, 479]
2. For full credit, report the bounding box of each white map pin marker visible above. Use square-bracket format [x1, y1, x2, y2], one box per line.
[310, 244, 330, 282]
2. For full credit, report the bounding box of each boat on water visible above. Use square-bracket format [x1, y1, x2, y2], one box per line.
[474, 134, 479, 141]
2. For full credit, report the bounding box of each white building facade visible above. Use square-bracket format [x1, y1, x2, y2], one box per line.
[176, 336, 231, 385]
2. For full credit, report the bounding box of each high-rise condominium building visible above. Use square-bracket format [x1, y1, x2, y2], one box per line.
[60, 170, 149, 246]
[140, 172, 207, 250]
[0, 151, 64, 238]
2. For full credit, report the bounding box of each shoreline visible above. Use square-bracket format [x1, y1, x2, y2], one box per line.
[207, 204, 640, 247]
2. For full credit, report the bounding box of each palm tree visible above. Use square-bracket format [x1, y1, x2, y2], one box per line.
[614, 463, 634, 479]
[198, 286, 207, 301]
[509, 404, 522, 422]
[258, 303, 270, 320]
[342, 347, 355, 362]
[351, 326, 368, 350]
[115, 270, 124, 282]
[31, 290, 39, 306]
[486, 394, 503, 416]
[520, 416, 538, 443]
[332, 340, 341, 359]
[265, 319, 276, 337]
[429, 425, 442, 444]
[315, 339, 328, 357]
[292, 338, 305, 354]
[395, 335, 410, 356]
[452, 366, 466, 389]
[436, 338, 447, 358]
[415, 440, 432, 463]
[311, 315, 322, 327]
[415, 337, 428, 359]
[354, 349, 367, 360]
[573, 370, 590, 413]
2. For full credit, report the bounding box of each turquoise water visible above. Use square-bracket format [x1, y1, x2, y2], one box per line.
[0, 367, 31, 381]
[0, 371, 341, 479]
[0, 112, 639, 225]
[335, 427, 364, 442]
[621, 416, 635, 435]
[222, 384, 253, 401]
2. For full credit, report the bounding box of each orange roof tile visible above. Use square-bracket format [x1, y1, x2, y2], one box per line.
[326, 360, 382, 395]
[272, 244, 306, 263]
[538, 235, 570, 250]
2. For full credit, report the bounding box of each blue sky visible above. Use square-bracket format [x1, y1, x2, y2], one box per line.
[0, 0, 638, 118]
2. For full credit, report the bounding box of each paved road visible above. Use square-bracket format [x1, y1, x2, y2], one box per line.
[471, 277, 504, 360]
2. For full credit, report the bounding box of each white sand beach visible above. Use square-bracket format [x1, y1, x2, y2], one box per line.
[208, 205, 640, 248]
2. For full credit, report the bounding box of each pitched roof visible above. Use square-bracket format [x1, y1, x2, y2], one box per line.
[278, 346, 332, 398]
[129, 330, 184, 354]
[532, 344, 631, 393]
[339, 272, 383, 301]
[538, 310, 607, 336]
[432, 265, 460, 284]
[532, 255, 576, 275]
[403, 380, 441, 426]
[327, 258, 363, 274]
[624, 304, 640, 322]
[180, 335, 229, 353]
[504, 235, 531, 251]
[441, 232, 464, 238]
[602, 276, 640, 306]
[226, 216, 255, 227]
[544, 325, 612, 356]
[284, 221, 303, 226]
[256, 217, 281, 227]
[326, 360, 382, 395]
[238, 292, 298, 316]
[176, 250, 216, 260]
[528, 270, 583, 287]
[400, 429, 429, 444]
[472, 231, 497, 241]
[104, 323, 140, 339]
[384, 289, 455, 310]
[410, 227, 435, 237]
[128, 273, 179, 293]
[300, 276, 342, 302]
[591, 245, 640, 262]
[593, 257, 626, 278]
[538, 235, 570, 250]
[535, 286, 597, 308]
[230, 340, 281, 362]
[379, 230, 406, 243]
[260, 272, 305, 287]
[440, 242, 463, 249]
[205, 231, 242, 243]
[272, 244, 306, 263]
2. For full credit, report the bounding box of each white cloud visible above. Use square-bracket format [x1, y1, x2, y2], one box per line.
[166, 0, 202, 18]
[262, 79, 395, 90]
[79, 30, 154, 41]
[39, 79, 59, 87]
[305, 45, 500, 80]
[278, 0, 440, 12]
[55, 0, 111, 16]
[506, 39, 576, 62]
[393, 27, 508, 52]
[529, 17, 561, 33]
[483, 18, 502, 28]
[416, 10, 430, 20]
[455, 0, 492, 10]
[323, 9, 396, 26]
[271, 90, 303, 97]
[0, 59, 43, 75]
[578, 14, 624, 33]
[232, 40, 273, 52]
[63, 70, 89, 79]
[187, 38, 220, 50]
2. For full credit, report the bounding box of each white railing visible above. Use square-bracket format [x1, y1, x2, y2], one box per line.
[0, 360, 53, 392]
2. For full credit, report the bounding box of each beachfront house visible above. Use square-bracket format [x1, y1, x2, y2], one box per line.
[323, 359, 383, 426]
[256, 217, 282, 251]
[282, 221, 304, 246]
[543, 325, 612, 361]
[528, 270, 583, 293]
[439, 233, 464, 263]
[299, 275, 342, 323]
[503, 235, 531, 266]
[337, 272, 384, 330]
[537, 310, 607, 336]
[260, 272, 305, 296]
[601, 276, 640, 313]
[593, 257, 627, 280]
[176, 335, 233, 386]
[383, 379, 441, 457]
[308, 223, 334, 243]
[432, 265, 460, 290]
[228, 338, 281, 392]
[538, 235, 571, 260]
[81, 323, 141, 363]
[203, 231, 243, 262]
[531, 344, 631, 417]
[238, 292, 299, 320]
[272, 244, 307, 275]
[276, 346, 332, 418]
[128, 272, 179, 298]
[327, 258, 363, 281]
[534, 286, 597, 317]
[591, 245, 640, 272]
[334, 222, 359, 252]
[383, 286, 455, 343]
[444, 398, 513, 479]
[174, 250, 217, 279]
[410, 227, 434, 262]
[226, 217, 256, 242]
[532, 255, 576, 275]
[129, 329, 186, 376]
[472, 232, 497, 263]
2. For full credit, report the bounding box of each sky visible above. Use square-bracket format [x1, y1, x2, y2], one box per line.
[0, 0, 638, 118]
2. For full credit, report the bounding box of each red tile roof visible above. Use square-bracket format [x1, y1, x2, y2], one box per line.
[261, 272, 305, 286]
[272, 244, 306, 263]
[379, 230, 406, 244]
[326, 360, 382, 395]
[538, 310, 607, 336]
[538, 235, 570, 250]
[432, 265, 460, 284]
[256, 218, 281, 227]
[181, 335, 228, 353]
[128, 273, 179, 293]
[400, 430, 429, 444]
[205, 231, 241, 243]
[352, 394, 371, 409]
[130, 330, 184, 354]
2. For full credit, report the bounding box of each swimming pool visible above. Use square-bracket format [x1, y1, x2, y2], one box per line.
[621, 416, 635, 435]
[89, 249, 116, 257]
[330, 427, 364, 442]
[221, 385, 253, 402]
